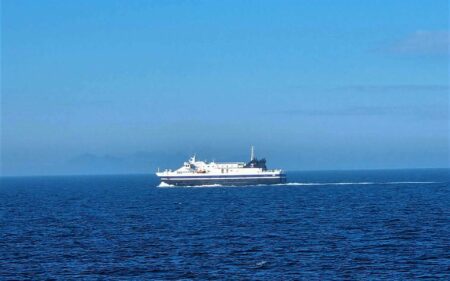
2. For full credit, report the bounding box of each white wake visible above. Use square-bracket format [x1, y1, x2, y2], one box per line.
[157, 182, 223, 188]
[273, 181, 438, 186]
[157, 181, 438, 188]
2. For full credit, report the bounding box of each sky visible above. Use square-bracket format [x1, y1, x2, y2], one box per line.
[1, 0, 449, 176]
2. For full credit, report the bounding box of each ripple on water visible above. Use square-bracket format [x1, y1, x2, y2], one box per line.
[1, 171, 449, 279]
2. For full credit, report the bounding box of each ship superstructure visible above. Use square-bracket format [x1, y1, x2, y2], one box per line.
[156, 147, 286, 186]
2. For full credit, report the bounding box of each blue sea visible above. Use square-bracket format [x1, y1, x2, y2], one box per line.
[1, 169, 449, 280]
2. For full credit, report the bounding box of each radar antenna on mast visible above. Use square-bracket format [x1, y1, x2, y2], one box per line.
[250, 145, 255, 161]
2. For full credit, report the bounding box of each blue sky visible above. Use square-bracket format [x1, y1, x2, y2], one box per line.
[1, 0, 449, 176]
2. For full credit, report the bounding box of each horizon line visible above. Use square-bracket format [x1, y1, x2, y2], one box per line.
[1, 167, 449, 178]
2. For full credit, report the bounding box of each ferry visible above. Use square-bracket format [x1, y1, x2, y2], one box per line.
[156, 146, 286, 186]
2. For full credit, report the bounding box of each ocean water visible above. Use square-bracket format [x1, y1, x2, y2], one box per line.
[1, 169, 449, 280]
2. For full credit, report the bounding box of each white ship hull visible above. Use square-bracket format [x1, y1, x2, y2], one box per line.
[158, 172, 286, 186]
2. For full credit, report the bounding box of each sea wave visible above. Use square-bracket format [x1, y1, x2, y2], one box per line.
[157, 182, 175, 187]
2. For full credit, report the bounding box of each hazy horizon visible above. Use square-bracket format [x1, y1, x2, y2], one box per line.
[3, 167, 450, 179]
[2, 1, 449, 176]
